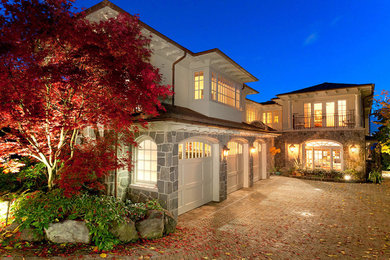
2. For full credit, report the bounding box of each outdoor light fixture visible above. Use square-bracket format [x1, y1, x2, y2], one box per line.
[250, 146, 256, 154]
[289, 144, 297, 152]
[344, 175, 352, 181]
[223, 145, 230, 157]
[350, 145, 358, 153]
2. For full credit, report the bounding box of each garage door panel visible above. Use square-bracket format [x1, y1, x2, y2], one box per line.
[227, 141, 244, 194]
[182, 161, 203, 185]
[178, 141, 213, 215]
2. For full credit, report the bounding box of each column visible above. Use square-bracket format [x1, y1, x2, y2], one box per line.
[355, 92, 362, 128]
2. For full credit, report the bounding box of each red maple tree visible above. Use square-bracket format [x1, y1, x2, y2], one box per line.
[0, 0, 171, 190]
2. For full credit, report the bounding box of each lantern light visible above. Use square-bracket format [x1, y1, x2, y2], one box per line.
[223, 145, 230, 157]
[289, 144, 297, 152]
[250, 146, 257, 154]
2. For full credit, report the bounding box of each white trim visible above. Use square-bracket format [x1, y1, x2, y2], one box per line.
[243, 143, 249, 188]
[212, 143, 220, 201]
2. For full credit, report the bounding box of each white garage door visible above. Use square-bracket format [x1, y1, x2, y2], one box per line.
[227, 141, 244, 194]
[178, 141, 213, 215]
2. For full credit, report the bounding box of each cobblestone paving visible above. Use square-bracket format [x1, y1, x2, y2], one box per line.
[4, 176, 390, 259]
[175, 176, 390, 259]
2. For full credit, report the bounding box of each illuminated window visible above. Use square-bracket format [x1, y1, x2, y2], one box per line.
[305, 140, 342, 171]
[135, 138, 157, 186]
[246, 108, 256, 123]
[314, 103, 322, 127]
[274, 115, 279, 123]
[211, 72, 240, 109]
[338, 100, 346, 126]
[304, 103, 311, 128]
[194, 72, 204, 100]
[326, 102, 335, 127]
[263, 112, 272, 125]
[178, 141, 211, 159]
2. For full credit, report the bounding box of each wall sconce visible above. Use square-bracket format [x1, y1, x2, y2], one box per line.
[289, 144, 297, 152]
[223, 145, 230, 157]
[250, 146, 257, 154]
[350, 145, 358, 153]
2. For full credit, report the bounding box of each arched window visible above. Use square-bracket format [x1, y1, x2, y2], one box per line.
[304, 140, 343, 171]
[134, 137, 157, 186]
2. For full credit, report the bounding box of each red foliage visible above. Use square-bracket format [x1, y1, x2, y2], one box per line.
[0, 0, 171, 189]
[57, 136, 117, 197]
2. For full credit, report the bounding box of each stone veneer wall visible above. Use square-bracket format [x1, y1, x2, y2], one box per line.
[275, 129, 366, 177]
[106, 130, 274, 218]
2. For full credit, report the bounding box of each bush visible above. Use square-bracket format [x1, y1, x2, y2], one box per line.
[11, 190, 164, 250]
[125, 199, 164, 222]
[342, 169, 360, 180]
[368, 170, 383, 184]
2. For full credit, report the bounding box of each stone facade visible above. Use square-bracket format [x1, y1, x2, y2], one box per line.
[106, 127, 274, 218]
[275, 129, 367, 178]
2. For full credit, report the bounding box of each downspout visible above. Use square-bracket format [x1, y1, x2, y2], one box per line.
[172, 51, 187, 106]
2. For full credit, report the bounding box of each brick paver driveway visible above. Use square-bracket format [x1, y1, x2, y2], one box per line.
[175, 176, 390, 259]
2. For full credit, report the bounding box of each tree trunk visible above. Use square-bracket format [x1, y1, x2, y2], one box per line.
[47, 165, 54, 190]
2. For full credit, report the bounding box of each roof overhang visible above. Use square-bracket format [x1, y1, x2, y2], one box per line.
[83, 1, 258, 83]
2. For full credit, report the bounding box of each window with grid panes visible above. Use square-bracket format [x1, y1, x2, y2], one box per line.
[194, 72, 204, 100]
[134, 138, 157, 186]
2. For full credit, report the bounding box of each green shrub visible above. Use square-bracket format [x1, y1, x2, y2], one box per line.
[125, 199, 164, 222]
[342, 169, 360, 180]
[11, 190, 165, 250]
[368, 170, 383, 184]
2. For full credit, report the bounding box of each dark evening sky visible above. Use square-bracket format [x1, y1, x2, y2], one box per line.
[77, 0, 390, 103]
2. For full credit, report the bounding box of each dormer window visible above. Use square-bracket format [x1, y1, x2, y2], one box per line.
[194, 71, 204, 100]
[211, 72, 240, 109]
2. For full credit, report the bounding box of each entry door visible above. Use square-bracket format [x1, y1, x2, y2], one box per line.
[178, 141, 213, 215]
[227, 141, 244, 194]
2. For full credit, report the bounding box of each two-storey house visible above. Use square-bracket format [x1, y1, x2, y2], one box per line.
[255, 82, 374, 178]
[85, 1, 278, 217]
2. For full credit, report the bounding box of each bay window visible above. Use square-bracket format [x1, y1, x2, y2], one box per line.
[305, 140, 342, 171]
[211, 72, 240, 109]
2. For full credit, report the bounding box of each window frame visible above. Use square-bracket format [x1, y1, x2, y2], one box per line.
[194, 71, 204, 100]
[210, 71, 241, 109]
[132, 136, 158, 188]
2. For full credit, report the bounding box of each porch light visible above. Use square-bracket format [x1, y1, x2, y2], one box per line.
[250, 146, 257, 154]
[350, 145, 358, 153]
[289, 144, 297, 152]
[223, 145, 230, 157]
[344, 175, 351, 181]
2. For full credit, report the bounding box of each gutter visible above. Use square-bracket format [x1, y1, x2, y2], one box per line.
[172, 51, 187, 106]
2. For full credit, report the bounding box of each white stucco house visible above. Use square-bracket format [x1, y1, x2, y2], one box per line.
[84, 1, 278, 217]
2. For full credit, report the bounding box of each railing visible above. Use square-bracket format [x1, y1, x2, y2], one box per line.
[293, 111, 357, 129]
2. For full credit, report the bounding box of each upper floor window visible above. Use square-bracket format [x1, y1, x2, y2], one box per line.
[326, 102, 335, 127]
[211, 72, 240, 109]
[297, 100, 348, 129]
[274, 115, 279, 123]
[194, 72, 204, 100]
[338, 100, 346, 126]
[263, 112, 272, 124]
[134, 137, 157, 187]
[246, 108, 256, 123]
[314, 103, 322, 127]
